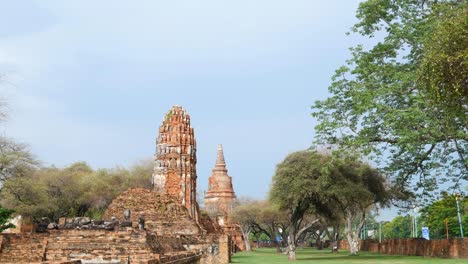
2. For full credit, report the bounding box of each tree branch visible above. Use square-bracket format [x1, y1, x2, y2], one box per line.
[296, 219, 320, 239]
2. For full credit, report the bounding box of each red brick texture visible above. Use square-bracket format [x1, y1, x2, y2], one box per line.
[104, 188, 201, 236]
[0, 229, 202, 264]
[152, 106, 199, 221]
[339, 238, 468, 258]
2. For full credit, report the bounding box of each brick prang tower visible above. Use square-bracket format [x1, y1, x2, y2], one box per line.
[152, 105, 198, 221]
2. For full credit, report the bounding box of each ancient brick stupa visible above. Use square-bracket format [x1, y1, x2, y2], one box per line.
[152, 105, 198, 221]
[204, 144, 237, 226]
[204, 145, 244, 252]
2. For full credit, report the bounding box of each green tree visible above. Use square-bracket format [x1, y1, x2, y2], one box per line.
[231, 198, 259, 252]
[270, 151, 330, 260]
[0, 206, 15, 232]
[312, 0, 467, 199]
[324, 155, 390, 254]
[257, 201, 289, 247]
[420, 192, 467, 238]
[242, 200, 289, 251]
[270, 150, 390, 259]
[382, 215, 412, 239]
[0, 136, 39, 184]
[0, 160, 153, 221]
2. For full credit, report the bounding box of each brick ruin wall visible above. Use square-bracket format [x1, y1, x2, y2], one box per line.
[338, 238, 468, 258]
[0, 229, 202, 264]
[103, 187, 230, 264]
[104, 188, 201, 236]
[222, 224, 245, 252]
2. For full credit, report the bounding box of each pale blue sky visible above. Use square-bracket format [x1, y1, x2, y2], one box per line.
[0, 0, 395, 216]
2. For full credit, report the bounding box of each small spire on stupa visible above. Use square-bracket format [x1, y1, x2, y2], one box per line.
[216, 144, 226, 166]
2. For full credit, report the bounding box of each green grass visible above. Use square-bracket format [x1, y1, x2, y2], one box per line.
[231, 248, 468, 264]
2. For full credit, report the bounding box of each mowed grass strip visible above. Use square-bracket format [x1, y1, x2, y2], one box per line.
[231, 248, 468, 264]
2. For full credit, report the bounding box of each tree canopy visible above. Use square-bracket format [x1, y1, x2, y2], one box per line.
[270, 150, 390, 258]
[382, 215, 414, 239]
[312, 0, 467, 200]
[0, 136, 39, 184]
[0, 160, 153, 221]
[270, 150, 330, 260]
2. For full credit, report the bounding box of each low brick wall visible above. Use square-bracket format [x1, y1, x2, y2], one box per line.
[339, 238, 468, 258]
[0, 229, 205, 264]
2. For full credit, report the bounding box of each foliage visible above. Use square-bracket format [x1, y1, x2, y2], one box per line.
[324, 154, 390, 254]
[231, 198, 290, 251]
[312, 0, 467, 200]
[0, 206, 15, 232]
[254, 200, 289, 244]
[270, 150, 391, 257]
[231, 197, 260, 251]
[420, 192, 467, 238]
[0, 136, 39, 184]
[269, 150, 329, 260]
[382, 215, 413, 239]
[0, 160, 153, 221]
[418, 3, 468, 109]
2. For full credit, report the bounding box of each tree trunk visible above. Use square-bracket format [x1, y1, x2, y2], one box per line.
[287, 225, 296, 261]
[330, 226, 339, 253]
[244, 236, 252, 251]
[346, 232, 359, 255]
[240, 226, 252, 251]
[345, 211, 365, 255]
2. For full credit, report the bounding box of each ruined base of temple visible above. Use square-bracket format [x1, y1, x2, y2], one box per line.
[0, 188, 232, 264]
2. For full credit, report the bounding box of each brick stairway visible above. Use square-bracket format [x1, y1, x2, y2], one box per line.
[0, 229, 202, 264]
[0, 233, 46, 263]
[43, 229, 161, 263]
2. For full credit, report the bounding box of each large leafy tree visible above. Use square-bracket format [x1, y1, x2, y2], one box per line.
[324, 155, 390, 254]
[312, 0, 467, 200]
[270, 151, 327, 261]
[270, 150, 390, 259]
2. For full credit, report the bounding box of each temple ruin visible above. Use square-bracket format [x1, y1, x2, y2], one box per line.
[152, 106, 198, 221]
[205, 145, 236, 225]
[0, 105, 237, 264]
[204, 145, 244, 251]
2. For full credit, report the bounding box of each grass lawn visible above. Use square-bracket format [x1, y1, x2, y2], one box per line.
[231, 248, 468, 264]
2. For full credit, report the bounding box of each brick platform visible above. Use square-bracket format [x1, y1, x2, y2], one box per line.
[0, 229, 202, 264]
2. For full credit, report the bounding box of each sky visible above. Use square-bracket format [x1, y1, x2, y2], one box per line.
[0, 1, 402, 219]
